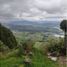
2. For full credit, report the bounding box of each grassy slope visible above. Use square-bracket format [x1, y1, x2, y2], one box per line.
[0, 49, 60, 67]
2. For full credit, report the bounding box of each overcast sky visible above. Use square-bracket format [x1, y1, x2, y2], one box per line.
[0, 0, 67, 22]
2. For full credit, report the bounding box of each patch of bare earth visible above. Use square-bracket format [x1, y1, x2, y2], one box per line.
[58, 56, 67, 67]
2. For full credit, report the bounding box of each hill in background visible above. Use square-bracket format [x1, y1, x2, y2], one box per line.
[1, 20, 64, 37]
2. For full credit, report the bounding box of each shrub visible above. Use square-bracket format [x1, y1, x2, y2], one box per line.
[47, 37, 65, 56]
[0, 41, 9, 52]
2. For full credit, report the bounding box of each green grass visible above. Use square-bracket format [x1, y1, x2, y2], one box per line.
[32, 49, 59, 67]
[0, 49, 60, 67]
[0, 57, 24, 67]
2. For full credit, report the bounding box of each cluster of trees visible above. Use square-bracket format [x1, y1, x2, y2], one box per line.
[0, 24, 17, 49]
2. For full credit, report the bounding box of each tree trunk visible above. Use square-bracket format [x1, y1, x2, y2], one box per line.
[64, 32, 67, 55]
[64, 32, 67, 47]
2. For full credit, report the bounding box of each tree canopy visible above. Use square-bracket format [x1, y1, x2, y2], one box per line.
[60, 20, 67, 32]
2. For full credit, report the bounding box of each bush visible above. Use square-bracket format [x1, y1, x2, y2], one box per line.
[47, 37, 66, 56]
[0, 41, 9, 52]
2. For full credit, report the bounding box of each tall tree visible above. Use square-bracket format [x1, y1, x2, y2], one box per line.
[60, 20, 67, 55]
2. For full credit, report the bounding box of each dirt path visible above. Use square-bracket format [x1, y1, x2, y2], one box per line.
[58, 56, 67, 67]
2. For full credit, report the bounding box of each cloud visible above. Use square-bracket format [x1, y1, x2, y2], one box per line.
[0, 0, 67, 22]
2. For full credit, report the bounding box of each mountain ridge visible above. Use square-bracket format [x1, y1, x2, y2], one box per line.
[1, 20, 63, 35]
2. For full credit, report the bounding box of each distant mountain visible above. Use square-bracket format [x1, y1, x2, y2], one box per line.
[5, 20, 60, 27]
[2, 20, 63, 35]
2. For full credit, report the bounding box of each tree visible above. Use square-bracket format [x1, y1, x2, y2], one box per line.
[0, 23, 17, 49]
[60, 20, 67, 55]
[60, 20, 67, 32]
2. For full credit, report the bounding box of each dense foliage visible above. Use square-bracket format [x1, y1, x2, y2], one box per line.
[0, 41, 9, 52]
[60, 20, 67, 32]
[0, 24, 17, 49]
[47, 37, 65, 56]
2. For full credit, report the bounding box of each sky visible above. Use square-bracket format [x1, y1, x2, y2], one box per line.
[0, 0, 67, 22]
